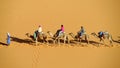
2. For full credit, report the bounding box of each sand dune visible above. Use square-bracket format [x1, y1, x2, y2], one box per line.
[0, 0, 120, 68]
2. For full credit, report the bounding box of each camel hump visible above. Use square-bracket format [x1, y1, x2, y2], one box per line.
[104, 31, 109, 35]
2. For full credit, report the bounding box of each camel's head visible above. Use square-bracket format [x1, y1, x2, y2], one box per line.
[25, 33, 30, 36]
[47, 31, 51, 33]
[47, 31, 54, 37]
[91, 32, 96, 36]
[69, 32, 73, 35]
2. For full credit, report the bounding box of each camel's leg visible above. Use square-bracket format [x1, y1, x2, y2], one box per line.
[35, 37, 38, 46]
[58, 39, 60, 45]
[43, 38, 47, 44]
[87, 39, 89, 44]
[63, 36, 66, 44]
[52, 39, 55, 44]
[99, 38, 105, 46]
[45, 39, 49, 45]
[109, 38, 113, 47]
[99, 38, 101, 43]
[102, 39, 105, 45]
[43, 38, 46, 43]
[42, 39, 44, 43]
[66, 36, 69, 44]
[110, 41, 113, 47]
[67, 37, 70, 44]
[85, 35, 89, 44]
[79, 38, 82, 45]
[98, 39, 102, 47]
[87, 36, 89, 44]
[77, 38, 79, 45]
[64, 39, 65, 44]
[46, 40, 48, 45]
[67, 39, 69, 44]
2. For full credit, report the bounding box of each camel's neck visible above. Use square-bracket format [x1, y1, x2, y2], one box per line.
[93, 33, 98, 38]
[48, 32, 54, 37]
[69, 33, 76, 39]
[26, 33, 30, 37]
[26, 33, 34, 40]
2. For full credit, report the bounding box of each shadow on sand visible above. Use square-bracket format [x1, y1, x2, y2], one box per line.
[111, 36, 120, 44]
[11, 36, 34, 45]
[0, 42, 8, 46]
[0, 36, 105, 47]
[113, 40, 120, 44]
[67, 40, 100, 47]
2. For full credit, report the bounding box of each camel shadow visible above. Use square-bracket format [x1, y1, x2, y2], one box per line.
[76, 40, 100, 45]
[0, 42, 8, 46]
[113, 40, 120, 44]
[117, 36, 120, 42]
[81, 40, 101, 46]
[113, 36, 120, 44]
[89, 40, 100, 44]
[111, 36, 120, 44]
[47, 40, 55, 44]
[11, 36, 34, 45]
[63, 39, 100, 47]
[69, 40, 78, 44]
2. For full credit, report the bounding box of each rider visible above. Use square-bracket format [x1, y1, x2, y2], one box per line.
[78, 26, 85, 37]
[38, 25, 43, 34]
[33, 30, 38, 40]
[33, 25, 43, 40]
[56, 25, 65, 37]
[98, 31, 105, 39]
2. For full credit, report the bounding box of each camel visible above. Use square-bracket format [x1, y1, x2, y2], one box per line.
[69, 32, 89, 44]
[25, 33, 35, 41]
[91, 32, 113, 46]
[26, 32, 47, 45]
[47, 31, 69, 44]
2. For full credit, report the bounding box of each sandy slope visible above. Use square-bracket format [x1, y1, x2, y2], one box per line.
[0, 0, 120, 68]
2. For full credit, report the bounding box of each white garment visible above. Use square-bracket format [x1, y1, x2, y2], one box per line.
[38, 27, 42, 33]
[58, 31, 65, 37]
[7, 32, 10, 36]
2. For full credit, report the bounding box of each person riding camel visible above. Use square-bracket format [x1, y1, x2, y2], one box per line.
[33, 25, 43, 40]
[98, 31, 105, 39]
[55, 25, 65, 37]
[78, 26, 86, 37]
[38, 25, 43, 34]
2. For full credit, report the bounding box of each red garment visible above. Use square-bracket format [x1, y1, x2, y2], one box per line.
[61, 27, 64, 32]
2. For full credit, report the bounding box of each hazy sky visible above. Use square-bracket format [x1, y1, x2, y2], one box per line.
[0, 0, 120, 36]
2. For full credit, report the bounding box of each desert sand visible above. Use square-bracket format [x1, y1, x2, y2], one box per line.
[0, 0, 120, 68]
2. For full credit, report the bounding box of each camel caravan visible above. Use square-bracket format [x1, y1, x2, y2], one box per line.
[26, 25, 69, 45]
[24, 25, 114, 47]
